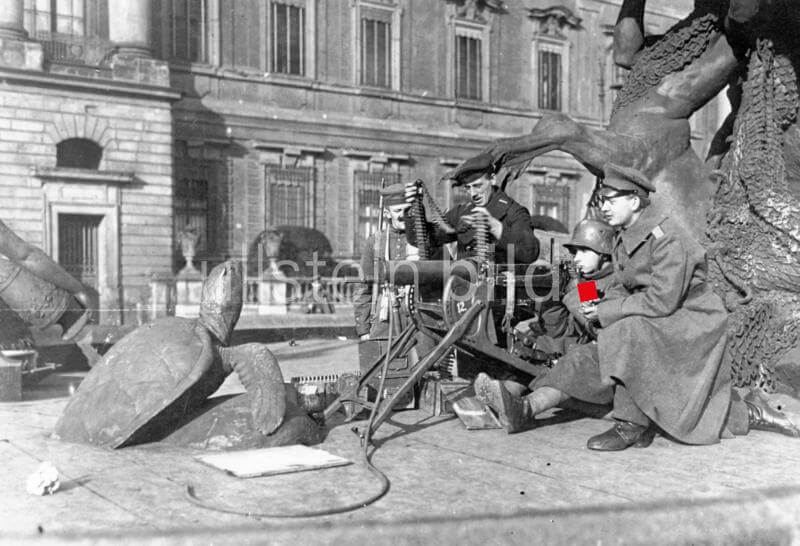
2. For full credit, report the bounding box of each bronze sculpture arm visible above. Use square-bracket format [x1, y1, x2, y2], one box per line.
[613, 0, 647, 68]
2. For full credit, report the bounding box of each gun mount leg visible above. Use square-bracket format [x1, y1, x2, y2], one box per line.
[322, 323, 418, 422]
[364, 301, 484, 444]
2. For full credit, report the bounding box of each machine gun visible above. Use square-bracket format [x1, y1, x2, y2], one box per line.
[327, 179, 566, 445]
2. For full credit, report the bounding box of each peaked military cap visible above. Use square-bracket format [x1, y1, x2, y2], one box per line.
[380, 183, 408, 206]
[599, 162, 655, 198]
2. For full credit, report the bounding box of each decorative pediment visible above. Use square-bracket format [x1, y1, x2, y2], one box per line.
[528, 6, 581, 38]
[446, 0, 506, 24]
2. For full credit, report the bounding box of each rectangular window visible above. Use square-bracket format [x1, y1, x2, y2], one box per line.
[175, 177, 210, 253]
[538, 50, 561, 110]
[169, 0, 207, 62]
[455, 35, 481, 100]
[266, 165, 315, 227]
[24, 0, 85, 36]
[535, 202, 561, 221]
[532, 182, 570, 226]
[354, 170, 402, 252]
[58, 213, 101, 288]
[271, 2, 305, 75]
[360, 17, 390, 87]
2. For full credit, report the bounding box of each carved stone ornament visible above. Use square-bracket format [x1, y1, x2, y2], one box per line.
[447, 0, 506, 23]
[528, 6, 581, 37]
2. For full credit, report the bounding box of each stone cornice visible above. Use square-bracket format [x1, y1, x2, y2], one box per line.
[0, 67, 181, 101]
[33, 167, 137, 185]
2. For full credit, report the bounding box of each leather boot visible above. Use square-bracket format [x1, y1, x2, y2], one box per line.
[744, 391, 800, 437]
[474, 372, 532, 433]
[587, 420, 650, 451]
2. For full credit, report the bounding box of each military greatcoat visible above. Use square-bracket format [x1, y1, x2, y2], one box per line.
[596, 208, 731, 445]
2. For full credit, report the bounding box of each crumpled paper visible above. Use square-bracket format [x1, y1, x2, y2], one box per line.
[26, 462, 60, 496]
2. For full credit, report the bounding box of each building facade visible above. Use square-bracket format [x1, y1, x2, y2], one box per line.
[0, 0, 723, 324]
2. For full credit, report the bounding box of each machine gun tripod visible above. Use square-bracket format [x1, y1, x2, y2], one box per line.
[325, 259, 557, 446]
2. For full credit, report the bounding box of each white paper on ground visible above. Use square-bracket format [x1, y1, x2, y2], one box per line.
[196, 445, 352, 478]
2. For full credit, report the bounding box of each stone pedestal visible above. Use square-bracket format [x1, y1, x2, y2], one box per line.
[175, 276, 203, 318]
[149, 276, 176, 319]
[257, 276, 289, 315]
[0, 356, 22, 401]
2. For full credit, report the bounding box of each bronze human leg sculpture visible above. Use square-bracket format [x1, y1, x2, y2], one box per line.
[0, 219, 93, 340]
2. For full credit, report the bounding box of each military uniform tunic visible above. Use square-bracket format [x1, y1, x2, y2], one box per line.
[406, 188, 539, 264]
[596, 208, 731, 445]
[352, 228, 418, 338]
[530, 263, 616, 405]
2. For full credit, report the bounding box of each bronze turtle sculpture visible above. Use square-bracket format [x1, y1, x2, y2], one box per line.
[54, 260, 290, 448]
[160, 383, 325, 450]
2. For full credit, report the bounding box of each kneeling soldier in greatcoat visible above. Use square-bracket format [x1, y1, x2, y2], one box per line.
[477, 162, 800, 449]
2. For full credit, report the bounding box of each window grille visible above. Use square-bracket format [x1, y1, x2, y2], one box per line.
[354, 170, 401, 252]
[58, 214, 101, 289]
[266, 165, 315, 227]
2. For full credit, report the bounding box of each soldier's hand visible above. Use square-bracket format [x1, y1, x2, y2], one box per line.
[465, 207, 503, 239]
[359, 333, 370, 341]
[581, 302, 599, 322]
[475, 207, 503, 239]
[404, 181, 421, 204]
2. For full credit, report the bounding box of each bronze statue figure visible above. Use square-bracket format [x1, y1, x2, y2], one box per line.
[0, 217, 92, 344]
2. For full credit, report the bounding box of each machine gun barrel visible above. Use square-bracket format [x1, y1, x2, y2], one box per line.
[386, 260, 556, 290]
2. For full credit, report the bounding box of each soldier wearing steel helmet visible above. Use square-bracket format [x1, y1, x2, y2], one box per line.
[559, 218, 617, 340]
[475, 216, 619, 432]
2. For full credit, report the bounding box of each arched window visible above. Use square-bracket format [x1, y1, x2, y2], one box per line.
[56, 138, 103, 169]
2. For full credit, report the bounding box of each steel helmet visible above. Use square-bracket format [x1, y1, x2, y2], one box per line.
[563, 218, 615, 255]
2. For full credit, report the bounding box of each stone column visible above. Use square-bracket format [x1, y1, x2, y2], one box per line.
[108, 0, 152, 57]
[0, 0, 26, 40]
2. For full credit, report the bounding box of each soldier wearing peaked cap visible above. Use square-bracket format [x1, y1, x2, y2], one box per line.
[403, 174, 539, 264]
[474, 163, 800, 444]
[582, 162, 799, 449]
[599, 162, 656, 195]
[352, 183, 432, 406]
[352, 183, 420, 340]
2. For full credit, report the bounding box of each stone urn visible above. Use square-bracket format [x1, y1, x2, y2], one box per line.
[177, 227, 201, 278]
